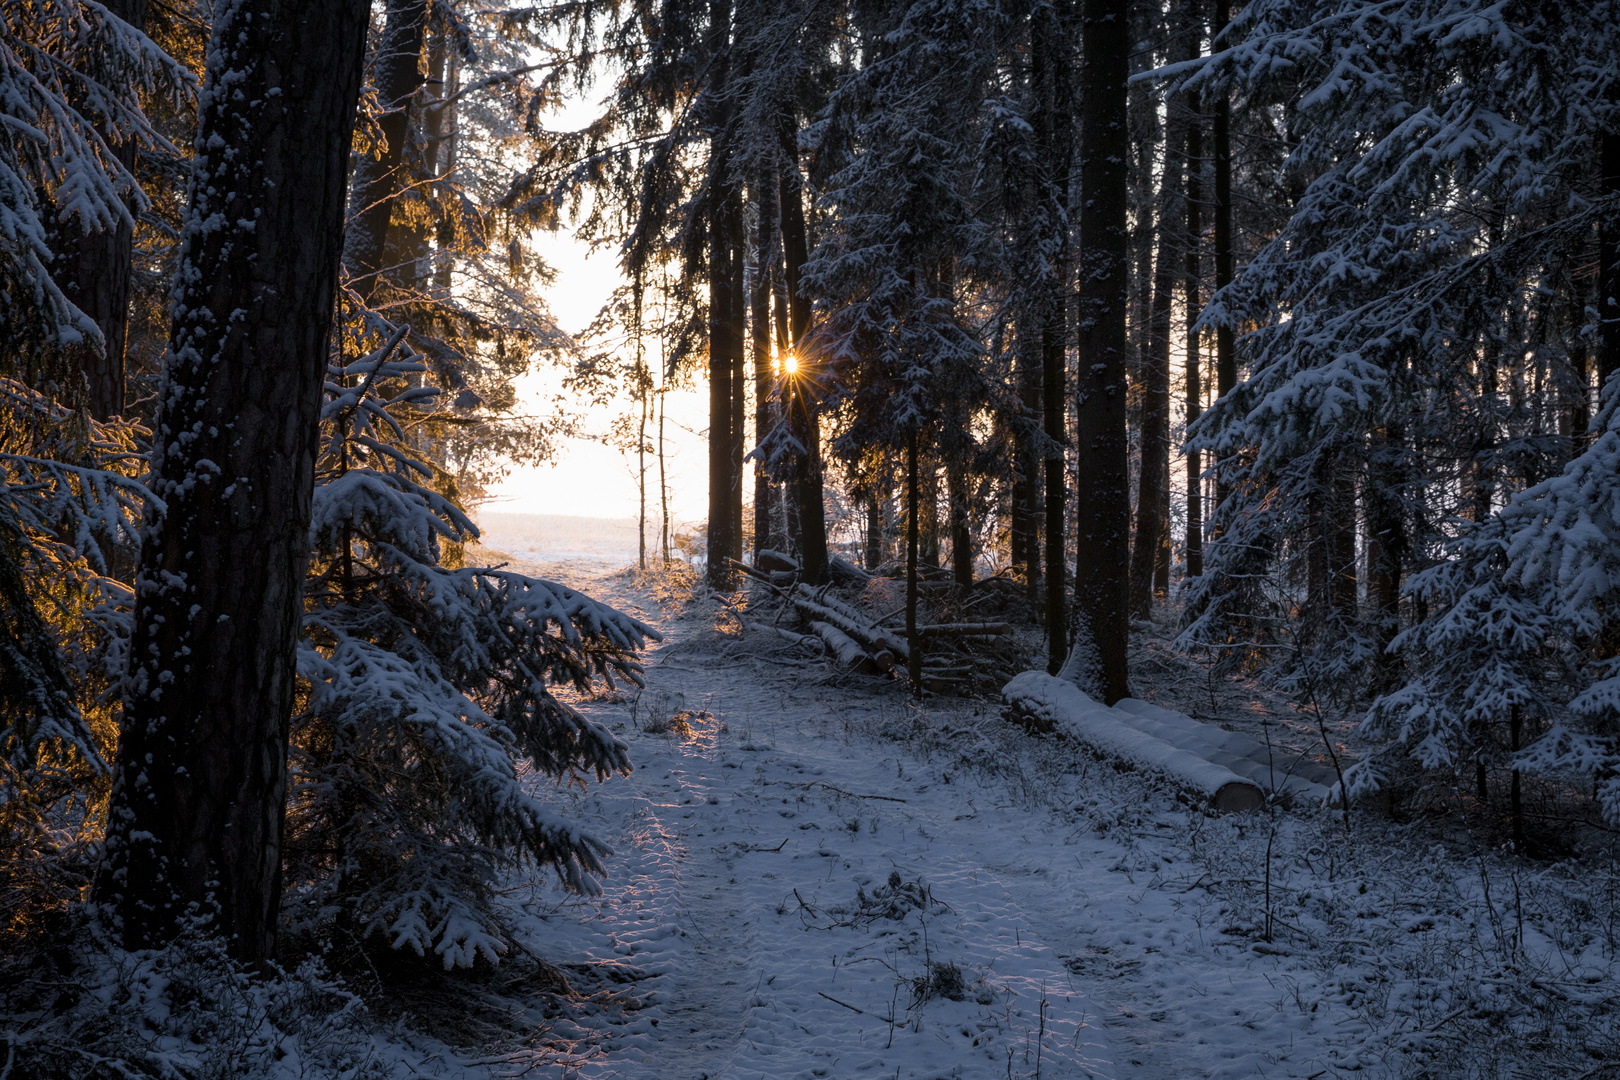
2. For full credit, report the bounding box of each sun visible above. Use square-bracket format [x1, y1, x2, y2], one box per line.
[782, 353, 798, 375]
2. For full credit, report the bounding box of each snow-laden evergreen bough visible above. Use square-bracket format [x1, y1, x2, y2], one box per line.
[1157, 2, 1620, 726]
[285, 322, 657, 969]
[1357, 374, 1620, 821]
[0, 0, 191, 364]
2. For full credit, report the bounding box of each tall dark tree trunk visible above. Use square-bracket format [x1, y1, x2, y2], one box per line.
[729, 200, 747, 562]
[865, 489, 883, 570]
[751, 165, 777, 558]
[1034, 0, 1072, 674]
[1129, 97, 1182, 619]
[1072, 0, 1131, 703]
[705, 0, 736, 588]
[1366, 423, 1406, 676]
[920, 460, 941, 569]
[906, 432, 923, 695]
[1014, 347, 1041, 603]
[1184, 62, 1203, 579]
[54, 0, 149, 418]
[780, 112, 828, 585]
[98, 0, 370, 964]
[947, 449, 972, 587]
[1601, 119, 1620, 387]
[1211, 0, 1235, 516]
[346, 0, 429, 303]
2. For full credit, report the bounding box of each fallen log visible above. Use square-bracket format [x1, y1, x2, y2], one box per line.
[810, 621, 889, 674]
[790, 591, 910, 661]
[1002, 672, 1265, 813]
[828, 555, 871, 585]
[757, 549, 799, 574]
[896, 622, 1010, 640]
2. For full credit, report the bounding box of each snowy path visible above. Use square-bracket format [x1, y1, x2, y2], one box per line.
[481, 557, 1574, 1080]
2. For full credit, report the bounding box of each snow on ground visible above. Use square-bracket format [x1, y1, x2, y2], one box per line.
[461, 540, 1619, 1080]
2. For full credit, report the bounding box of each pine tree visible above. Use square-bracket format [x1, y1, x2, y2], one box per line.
[100, 0, 373, 962]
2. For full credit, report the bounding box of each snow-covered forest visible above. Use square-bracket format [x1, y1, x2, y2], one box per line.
[2, 0, 1619, 1076]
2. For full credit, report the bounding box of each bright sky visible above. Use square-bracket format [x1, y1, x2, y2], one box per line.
[481, 74, 711, 528]
[482, 229, 711, 526]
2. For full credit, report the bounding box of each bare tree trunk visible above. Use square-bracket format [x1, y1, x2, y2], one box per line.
[1072, 0, 1131, 703]
[1034, 0, 1072, 674]
[1014, 347, 1041, 602]
[1601, 117, 1620, 387]
[1211, 0, 1235, 515]
[730, 202, 747, 562]
[1365, 424, 1406, 678]
[780, 111, 828, 585]
[98, 0, 370, 965]
[865, 489, 883, 569]
[751, 164, 777, 558]
[638, 361, 648, 570]
[660, 386, 671, 563]
[1130, 94, 1182, 618]
[1184, 48, 1203, 579]
[906, 432, 923, 695]
[347, 0, 429, 304]
[948, 450, 972, 587]
[705, 0, 736, 589]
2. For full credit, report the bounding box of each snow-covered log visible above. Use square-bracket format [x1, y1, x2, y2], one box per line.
[828, 555, 871, 585]
[1112, 698, 1333, 804]
[1002, 672, 1265, 812]
[897, 622, 1010, 640]
[790, 591, 910, 661]
[757, 549, 800, 574]
[810, 621, 886, 674]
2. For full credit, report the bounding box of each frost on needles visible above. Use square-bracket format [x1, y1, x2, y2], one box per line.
[286, 319, 659, 969]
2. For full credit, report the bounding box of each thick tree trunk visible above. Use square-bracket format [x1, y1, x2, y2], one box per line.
[1211, 0, 1235, 516]
[53, 0, 149, 418]
[1013, 347, 1041, 602]
[705, 0, 736, 589]
[729, 200, 747, 562]
[865, 490, 883, 569]
[906, 432, 923, 695]
[1365, 423, 1406, 677]
[947, 450, 972, 587]
[347, 0, 429, 303]
[1033, 0, 1072, 674]
[1130, 100, 1182, 619]
[752, 165, 777, 558]
[1601, 120, 1620, 387]
[98, 0, 370, 964]
[1071, 0, 1131, 704]
[780, 112, 828, 585]
[1184, 73, 1203, 579]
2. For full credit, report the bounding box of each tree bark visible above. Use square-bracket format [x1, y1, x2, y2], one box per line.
[729, 196, 747, 562]
[947, 447, 972, 587]
[98, 0, 370, 964]
[1072, 0, 1131, 703]
[751, 164, 777, 557]
[780, 111, 829, 585]
[865, 489, 883, 569]
[1033, 0, 1072, 674]
[1130, 94, 1182, 619]
[1211, 0, 1235, 515]
[705, 0, 736, 589]
[347, 0, 429, 304]
[1600, 118, 1620, 387]
[906, 431, 923, 695]
[1184, 54, 1203, 578]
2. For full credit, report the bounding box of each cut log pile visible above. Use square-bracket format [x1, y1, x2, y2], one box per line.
[724, 555, 1023, 693]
